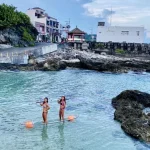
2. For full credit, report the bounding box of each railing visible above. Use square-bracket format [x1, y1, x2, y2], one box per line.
[68, 38, 85, 42]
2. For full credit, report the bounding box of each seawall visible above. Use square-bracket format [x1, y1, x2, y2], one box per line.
[0, 44, 58, 64]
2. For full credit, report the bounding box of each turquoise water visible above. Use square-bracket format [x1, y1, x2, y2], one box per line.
[0, 69, 150, 150]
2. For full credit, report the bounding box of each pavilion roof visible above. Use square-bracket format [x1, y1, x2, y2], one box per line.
[68, 26, 85, 34]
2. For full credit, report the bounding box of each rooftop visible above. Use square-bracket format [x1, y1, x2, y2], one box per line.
[32, 7, 45, 11]
[68, 26, 85, 34]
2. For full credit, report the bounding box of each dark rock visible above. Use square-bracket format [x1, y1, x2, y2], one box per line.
[75, 51, 150, 73]
[112, 90, 150, 108]
[112, 90, 150, 142]
[0, 28, 35, 47]
[1, 49, 150, 72]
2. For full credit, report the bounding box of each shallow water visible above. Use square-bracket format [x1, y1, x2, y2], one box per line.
[0, 69, 150, 150]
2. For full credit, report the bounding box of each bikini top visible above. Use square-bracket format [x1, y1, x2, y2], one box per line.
[43, 104, 47, 108]
[60, 101, 65, 106]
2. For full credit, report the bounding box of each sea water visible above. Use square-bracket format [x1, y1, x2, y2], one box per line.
[0, 69, 150, 150]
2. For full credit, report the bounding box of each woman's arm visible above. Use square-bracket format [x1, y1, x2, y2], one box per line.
[63, 102, 66, 109]
[57, 100, 60, 104]
[47, 104, 50, 110]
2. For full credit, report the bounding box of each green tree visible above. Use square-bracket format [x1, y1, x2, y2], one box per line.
[0, 3, 38, 45]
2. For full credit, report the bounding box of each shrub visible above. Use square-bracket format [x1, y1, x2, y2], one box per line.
[115, 49, 125, 54]
[21, 27, 34, 42]
[95, 43, 104, 49]
[0, 3, 38, 45]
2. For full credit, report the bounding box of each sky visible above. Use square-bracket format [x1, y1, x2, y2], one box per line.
[1, 0, 150, 42]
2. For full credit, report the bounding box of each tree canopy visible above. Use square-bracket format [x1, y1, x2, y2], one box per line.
[0, 3, 38, 45]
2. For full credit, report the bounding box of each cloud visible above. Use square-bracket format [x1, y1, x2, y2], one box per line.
[82, 0, 150, 25]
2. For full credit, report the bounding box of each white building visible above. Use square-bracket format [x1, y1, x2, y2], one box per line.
[26, 7, 61, 42]
[97, 22, 144, 43]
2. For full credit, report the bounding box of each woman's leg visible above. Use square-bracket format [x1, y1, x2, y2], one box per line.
[43, 112, 48, 124]
[61, 109, 65, 121]
[42, 112, 45, 123]
[59, 110, 62, 121]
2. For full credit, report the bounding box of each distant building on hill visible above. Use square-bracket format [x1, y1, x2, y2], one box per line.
[26, 7, 61, 42]
[97, 22, 144, 43]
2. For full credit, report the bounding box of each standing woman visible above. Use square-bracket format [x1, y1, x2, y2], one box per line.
[58, 96, 66, 121]
[40, 97, 50, 124]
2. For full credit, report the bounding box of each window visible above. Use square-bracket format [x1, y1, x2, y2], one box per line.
[35, 13, 40, 18]
[98, 22, 105, 26]
[121, 31, 129, 35]
[47, 27, 49, 32]
[137, 31, 140, 36]
[53, 22, 56, 27]
[47, 21, 49, 25]
[74, 35, 81, 39]
[56, 22, 59, 28]
[50, 21, 52, 26]
[40, 26, 44, 32]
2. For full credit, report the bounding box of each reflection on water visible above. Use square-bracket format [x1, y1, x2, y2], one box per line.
[58, 123, 65, 149]
[41, 125, 49, 141]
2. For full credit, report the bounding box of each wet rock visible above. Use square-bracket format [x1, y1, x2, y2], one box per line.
[77, 51, 150, 73]
[28, 58, 36, 65]
[61, 59, 81, 68]
[112, 90, 150, 142]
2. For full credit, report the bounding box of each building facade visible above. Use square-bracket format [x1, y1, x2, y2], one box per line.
[68, 27, 85, 42]
[67, 27, 86, 49]
[97, 22, 144, 43]
[26, 7, 61, 42]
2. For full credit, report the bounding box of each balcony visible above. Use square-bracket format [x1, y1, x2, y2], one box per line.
[68, 37, 85, 43]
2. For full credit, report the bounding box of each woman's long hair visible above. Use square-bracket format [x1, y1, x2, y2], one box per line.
[60, 96, 66, 104]
[43, 97, 48, 104]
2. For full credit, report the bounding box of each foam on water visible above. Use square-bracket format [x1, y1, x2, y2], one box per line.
[0, 69, 150, 150]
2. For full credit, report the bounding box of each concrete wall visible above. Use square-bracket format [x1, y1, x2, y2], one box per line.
[0, 44, 58, 64]
[97, 26, 144, 43]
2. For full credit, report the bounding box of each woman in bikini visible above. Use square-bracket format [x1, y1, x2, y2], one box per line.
[40, 97, 50, 124]
[58, 96, 66, 121]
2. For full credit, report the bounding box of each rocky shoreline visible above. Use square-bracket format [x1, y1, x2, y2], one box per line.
[112, 90, 150, 142]
[0, 48, 150, 72]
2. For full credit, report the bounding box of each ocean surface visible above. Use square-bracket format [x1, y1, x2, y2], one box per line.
[0, 69, 150, 150]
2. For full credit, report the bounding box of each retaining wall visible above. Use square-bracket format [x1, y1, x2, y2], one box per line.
[0, 44, 58, 64]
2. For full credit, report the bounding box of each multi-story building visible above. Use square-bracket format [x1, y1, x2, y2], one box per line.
[97, 22, 144, 43]
[26, 7, 60, 42]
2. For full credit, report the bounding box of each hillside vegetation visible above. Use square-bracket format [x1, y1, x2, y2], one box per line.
[0, 4, 38, 47]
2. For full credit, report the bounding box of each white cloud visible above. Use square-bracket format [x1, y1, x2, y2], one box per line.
[82, 0, 150, 25]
